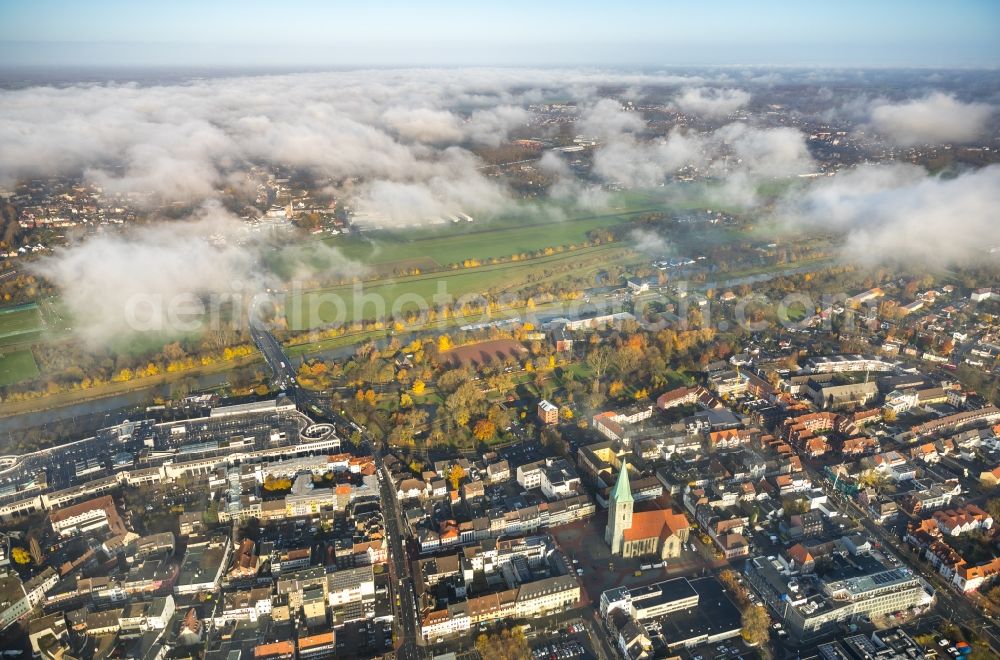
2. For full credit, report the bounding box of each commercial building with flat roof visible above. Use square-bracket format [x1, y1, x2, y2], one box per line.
[174, 537, 231, 597]
[601, 577, 698, 620]
[744, 548, 934, 639]
[0, 575, 28, 631]
[601, 577, 742, 651]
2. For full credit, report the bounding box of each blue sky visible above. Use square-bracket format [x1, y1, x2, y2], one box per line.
[1, 0, 998, 68]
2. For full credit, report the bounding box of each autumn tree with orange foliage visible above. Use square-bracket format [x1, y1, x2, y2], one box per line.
[448, 465, 466, 490]
[473, 418, 496, 441]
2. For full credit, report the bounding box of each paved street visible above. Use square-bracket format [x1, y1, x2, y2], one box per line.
[249, 320, 299, 389]
[251, 323, 423, 658]
[376, 444, 422, 660]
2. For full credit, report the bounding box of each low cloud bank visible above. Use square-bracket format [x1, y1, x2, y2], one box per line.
[867, 92, 995, 146]
[675, 87, 751, 118]
[30, 202, 361, 346]
[5, 68, 998, 345]
[779, 163, 1000, 267]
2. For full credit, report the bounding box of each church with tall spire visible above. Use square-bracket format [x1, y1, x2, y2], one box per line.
[604, 464, 690, 560]
[605, 462, 634, 554]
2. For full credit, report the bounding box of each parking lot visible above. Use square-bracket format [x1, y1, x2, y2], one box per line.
[532, 638, 587, 660]
[526, 619, 603, 660]
[0, 407, 310, 500]
[333, 618, 394, 657]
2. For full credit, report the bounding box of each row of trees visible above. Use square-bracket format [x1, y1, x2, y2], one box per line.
[446, 238, 610, 271]
[717, 570, 770, 650]
[1, 341, 258, 403]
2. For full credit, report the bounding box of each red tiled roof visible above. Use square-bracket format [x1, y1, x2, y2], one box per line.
[787, 543, 813, 565]
[49, 495, 118, 523]
[622, 510, 689, 543]
[255, 641, 295, 657]
[298, 632, 335, 649]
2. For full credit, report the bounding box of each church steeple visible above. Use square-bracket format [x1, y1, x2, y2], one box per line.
[611, 462, 633, 505]
[605, 463, 634, 555]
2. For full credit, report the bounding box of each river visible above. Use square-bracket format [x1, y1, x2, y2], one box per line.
[0, 260, 829, 436]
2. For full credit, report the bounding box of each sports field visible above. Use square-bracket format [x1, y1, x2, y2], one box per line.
[0, 303, 44, 348]
[442, 339, 528, 368]
[0, 349, 40, 386]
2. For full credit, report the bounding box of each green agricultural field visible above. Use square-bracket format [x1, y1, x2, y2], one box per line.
[317, 182, 775, 275]
[0, 349, 40, 386]
[0, 303, 44, 348]
[324, 206, 650, 270]
[286, 243, 634, 329]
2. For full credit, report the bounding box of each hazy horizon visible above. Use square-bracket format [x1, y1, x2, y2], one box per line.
[2, 0, 999, 69]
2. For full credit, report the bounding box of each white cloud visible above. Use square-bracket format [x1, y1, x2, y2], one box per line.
[675, 87, 750, 118]
[465, 105, 531, 146]
[780, 163, 1000, 266]
[538, 150, 611, 211]
[381, 107, 464, 144]
[29, 201, 361, 345]
[590, 121, 813, 189]
[578, 98, 645, 139]
[867, 92, 995, 146]
[629, 228, 674, 256]
[354, 170, 507, 227]
[537, 151, 570, 177]
[715, 123, 814, 177]
[8, 67, 997, 343]
[0, 68, 727, 226]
